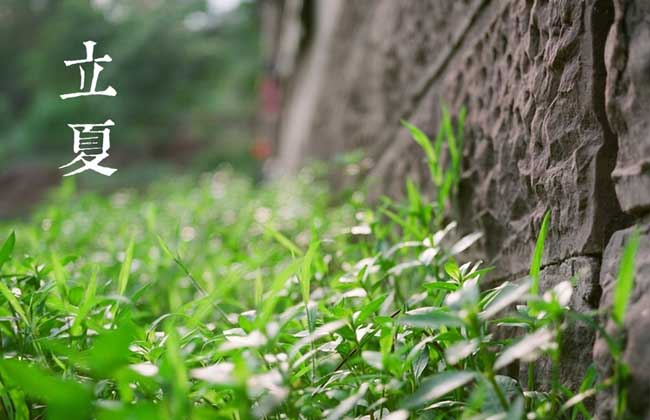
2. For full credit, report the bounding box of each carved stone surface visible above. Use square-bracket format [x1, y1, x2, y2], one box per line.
[381, 0, 620, 281]
[606, 0, 650, 215]
[438, 0, 622, 279]
[306, 0, 482, 161]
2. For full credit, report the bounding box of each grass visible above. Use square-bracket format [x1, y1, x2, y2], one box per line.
[0, 119, 637, 419]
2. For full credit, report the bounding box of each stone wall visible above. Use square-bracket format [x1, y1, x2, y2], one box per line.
[262, 0, 650, 417]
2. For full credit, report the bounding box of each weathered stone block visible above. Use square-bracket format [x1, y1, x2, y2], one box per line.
[606, 0, 650, 215]
[365, 0, 623, 281]
[306, 0, 483, 162]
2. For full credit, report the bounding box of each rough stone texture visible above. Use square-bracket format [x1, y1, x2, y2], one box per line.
[606, 0, 650, 215]
[283, 0, 626, 281]
[594, 223, 650, 419]
[391, 0, 623, 281]
[262, 0, 650, 416]
[306, 0, 483, 161]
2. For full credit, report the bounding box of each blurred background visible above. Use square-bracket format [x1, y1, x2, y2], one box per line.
[0, 0, 262, 218]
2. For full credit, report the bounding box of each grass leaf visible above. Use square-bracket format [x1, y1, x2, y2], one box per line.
[300, 240, 318, 305]
[325, 382, 369, 420]
[480, 278, 531, 320]
[402, 120, 438, 183]
[0, 359, 93, 420]
[398, 310, 464, 329]
[0, 231, 16, 271]
[118, 236, 135, 296]
[494, 328, 554, 370]
[0, 281, 28, 324]
[71, 267, 98, 336]
[530, 210, 551, 295]
[612, 228, 640, 326]
[264, 224, 303, 257]
[402, 371, 475, 408]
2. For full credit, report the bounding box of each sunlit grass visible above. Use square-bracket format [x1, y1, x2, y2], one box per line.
[0, 120, 636, 419]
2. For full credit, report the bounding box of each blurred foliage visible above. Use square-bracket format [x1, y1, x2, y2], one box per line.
[0, 0, 260, 173]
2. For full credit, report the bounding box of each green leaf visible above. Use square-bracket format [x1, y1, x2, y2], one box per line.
[437, 171, 454, 214]
[71, 267, 98, 336]
[156, 234, 175, 260]
[612, 228, 640, 326]
[398, 310, 464, 329]
[357, 294, 387, 324]
[379, 207, 424, 238]
[118, 236, 135, 296]
[444, 259, 461, 281]
[254, 269, 263, 307]
[445, 339, 479, 365]
[530, 210, 551, 295]
[402, 371, 476, 408]
[0, 359, 93, 420]
[450, 232, 483, 256]
[325, 382, 368, 420]
[423, 281, 459, 293]
[0, 282, 28, 325]
[50, 253, 69, 298]
[0, 231, 16, 271]
[479, 278, 531, 320]
[441, 107, 459, 173]
[493, 328, 554, 370]
[84, 325, 137, 376]
[289, 319, 346, 358]
[406, 178, 421, 212]
[256, 258, 302, 327]
[160, 324, 190, 418]
[264, 224, 303, 257]
[402, 120, 438, 183]
[300, 240, 318, 305]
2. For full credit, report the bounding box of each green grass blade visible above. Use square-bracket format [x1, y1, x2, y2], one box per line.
[402, 120, 438, 182]
[402, 371, 476, 409]
[0, 281, 29, 324]
[442, 107, 459, 172]
[71, 267, 98, 336]
[494, 328, 554, 370]
[256, 258, 302, 327]
[0, 359, 93, 420]
[0, 231, 16, 271]
[300, 241, 318, 305]
[264, 224, 303, 257]
[379, 207, 424, 238]
[397, 311, 464, 329]
[50, 253, 69, 298]
[612, 228, 640, 326]
[529, 210, 551, 295]
[118, 236, 135, 296]
[254, 269, 263, 308]
[156, 234, 175, 260]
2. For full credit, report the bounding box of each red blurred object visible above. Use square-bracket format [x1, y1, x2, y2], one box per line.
[251, 137, 273, 161]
